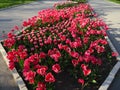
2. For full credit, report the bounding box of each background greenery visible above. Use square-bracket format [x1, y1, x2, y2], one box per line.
[71, 0, 87, 3]
[109, 0, 120, 4]
[0, 0, 35, 9]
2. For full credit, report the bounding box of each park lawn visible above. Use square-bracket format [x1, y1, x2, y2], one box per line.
[0, 0, 35, 9]
[109, 0, 120, 4]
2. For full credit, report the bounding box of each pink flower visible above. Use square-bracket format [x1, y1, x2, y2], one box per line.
[112, 52, 119, 57]
[81, 64, 91, 76]
[39, 52, 46, 59]
[81, 64, 87, 70]
[18, 45, 25, 52]
[24, 71, 36, 84]
[83, 56, 91, 63]
[96, 46, 105, 53]
[4, 38, 16, 48]
[59, 35, 66, 41]
[7, 32, 15, 38]
[70, 41, 80, 48]
[58, 44, 64, 50]
[52, 64, 61, 73]
[78, 56, 83, 62]
[48, 48, 61, 62]
[70, 51, 79, 59]
[64, 46, 71, 53]
[45, 73, 55, 83]
[72, 59, 79, 67]
[78, 78, 84, 86]
[83, 37, 89, 44]
[19, 51, 28, 59]
[37, 66, 48, 76]
[36, 82, 46, 90]
[9, 61, 15, 70]
[83, 69, 91, 76]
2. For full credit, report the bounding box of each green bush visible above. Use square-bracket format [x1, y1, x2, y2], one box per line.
[0, 0, 35, 9]
[55, 2, 78, 9]
[70, 0, 87, 3]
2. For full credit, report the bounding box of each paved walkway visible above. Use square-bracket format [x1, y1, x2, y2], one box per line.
[0, 54, 19, 90]
[89, 0, 120, 90]
[0, 0, 65, 40]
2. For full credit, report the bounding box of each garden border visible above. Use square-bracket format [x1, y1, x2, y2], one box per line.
[0, 35, 120, 90]
[98, 36, 120, 90]
[0, 42, 28, 90]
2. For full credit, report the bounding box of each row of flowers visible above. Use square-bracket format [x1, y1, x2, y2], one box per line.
[3, 1, 117, 90]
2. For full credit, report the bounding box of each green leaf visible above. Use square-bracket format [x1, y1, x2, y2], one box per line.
[92, 80, 97, 83]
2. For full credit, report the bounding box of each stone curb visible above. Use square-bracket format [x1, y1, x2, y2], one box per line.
[0, 42, 28, 90]
[98, 36, 120, 90]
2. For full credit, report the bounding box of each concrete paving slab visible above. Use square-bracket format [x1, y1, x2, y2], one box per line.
[0, 53, 19, 90]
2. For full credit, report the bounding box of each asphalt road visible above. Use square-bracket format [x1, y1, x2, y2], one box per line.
[0, 0, 65, 40]
[89, 0, 120, 55]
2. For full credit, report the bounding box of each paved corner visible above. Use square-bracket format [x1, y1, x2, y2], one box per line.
[0, 0, 65, 40]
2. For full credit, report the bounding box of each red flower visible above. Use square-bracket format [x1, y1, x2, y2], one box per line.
[95, 46, 105, 53]
[78, 56, 83, 62]
[83, 69, 91, 76]
[45, 73, 55, 83]
[52, 64, 61, 73]
[96, 59, 102, 66]
[78, 78, 84, 86]
[81, 64, 88, 70]
[58, 44, 64, 50]
[112, 52, 118, 57]
[37, 66, 48, 76]
[9, 61, 15, 70]
[19, 51, 28, 59]
[70, 51, 79, 59]
[24, 71, 36, 84]
[72, 59, 79, 67]
[4, 38, 16, 48]
[39, 52, 46, 59]
[81, 64, 91, 76]
[36, 82, 46, 90]
[48, 48, 61, 62]
[59, 35, 66, 41]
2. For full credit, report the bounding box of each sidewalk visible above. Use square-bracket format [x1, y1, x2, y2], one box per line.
[0, 0, 65, 40]
[89, 0, 120, 55]
[89, 0, 120, 90]
[0, 53, 19, 90]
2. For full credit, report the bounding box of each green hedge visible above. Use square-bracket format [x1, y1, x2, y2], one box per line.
[0, 0, 35, 9]
[71, 0, 87, 3]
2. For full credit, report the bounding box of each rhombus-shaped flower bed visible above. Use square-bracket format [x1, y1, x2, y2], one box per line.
[1, 1, 119, 90]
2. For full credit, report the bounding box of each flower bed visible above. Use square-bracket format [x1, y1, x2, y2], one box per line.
[3, 1, 118, 90]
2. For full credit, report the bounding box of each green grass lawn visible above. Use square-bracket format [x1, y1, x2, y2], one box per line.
[109, 0, 120, 4]
[0, 0, 35, 9]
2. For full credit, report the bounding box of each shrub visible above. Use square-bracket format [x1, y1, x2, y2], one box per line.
[67, 0, 87, 3]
